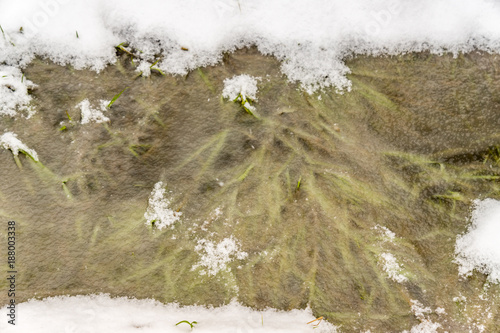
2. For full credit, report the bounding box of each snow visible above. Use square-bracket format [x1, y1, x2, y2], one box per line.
[455, 199, 500, 283]
[1, 1, 500, 93]
[0, 132, 39, 161]
[77, 99, 110, 124]
[192, 237, 248, 276]
[144, 181, 182, 230]
[0, 294, 339, 333]
[380, 252, 408, 283]
[0, 65, 36, 117]
[222, 74, 260, 111]
[402, 300, 441, 333]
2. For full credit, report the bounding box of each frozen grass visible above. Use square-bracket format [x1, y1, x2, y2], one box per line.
[1, 1, 500, 92]
[0, 294, 339, 333]
[455, 199, 500, 283]
[0, 65, 36, 117]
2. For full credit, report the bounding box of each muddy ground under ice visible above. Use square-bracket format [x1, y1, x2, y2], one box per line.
[1, 48, 500, 332]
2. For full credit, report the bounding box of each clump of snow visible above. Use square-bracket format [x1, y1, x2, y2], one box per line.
[0, 294, 339, 333]
[455, 199, 500, 283]
[77, 99, 110, 124]
[144, 181, 182, 230]
[0, 65, 36, 117]
[0, 132, 39, 161]
[402, 300, 441, 333]
[192, 237, 248, 276]
[380, 252, 408, 283]
[2, 1, 500, 92]
[222, 74, 260, 112]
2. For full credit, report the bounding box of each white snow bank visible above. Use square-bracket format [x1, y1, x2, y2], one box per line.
[0, 294, 339, 333]
[76, 99, 110, 124]
[144, 181, 182, 230]
[0, 132, 39, 161]
[1, 1, 500, 92]
[193, 236, 248, 276]
[0, 65, 36, 117]
[455, 199, 500, 283]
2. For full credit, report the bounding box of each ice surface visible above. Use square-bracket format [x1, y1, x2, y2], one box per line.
[0, 131, 39, 161]
[192, 236, 248, 276]
[0, 65, 36, 117]
[0, 294, 339, 333]
[455, 199, 500, 283]
[144, 181, 182, 230]
[1, 1, 500, 92]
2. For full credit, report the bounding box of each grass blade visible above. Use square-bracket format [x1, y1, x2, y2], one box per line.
[107, 87, 128, 108]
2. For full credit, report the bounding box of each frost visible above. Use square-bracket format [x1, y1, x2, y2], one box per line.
[77, 99, 110, 124]
[192, 236, 248, 276]
[455, 199, 500, 283]
[0, 66, 36, 117]
[144, 182, 182, 230]
[380, 252, 408, 283]
[0, 132, 39, 161]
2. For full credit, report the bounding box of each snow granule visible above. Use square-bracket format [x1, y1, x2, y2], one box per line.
[77, 99, 110, 124]
[455, 199, 500, 283]
[380, 252, 407, 283]
[144, 181, 182, 230]
[0, 65, 36, 117]
[192, 236, 248, 276]
[0, 132, 39, 161]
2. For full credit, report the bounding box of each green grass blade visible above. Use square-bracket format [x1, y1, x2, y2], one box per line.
[107, 87, 128, 108]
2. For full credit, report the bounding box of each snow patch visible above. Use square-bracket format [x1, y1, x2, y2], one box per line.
[403, 300, 441, 333]
[222, 74, 260, 112]
[455, 199, 500, 283]
[0, 65, 36, 117]
[0, 132, 39, 161]
[144, 181, 182, 230]
[77, 99, 110, 124]
[380, 252, 408, 283]
[192, 237, 248, 276]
